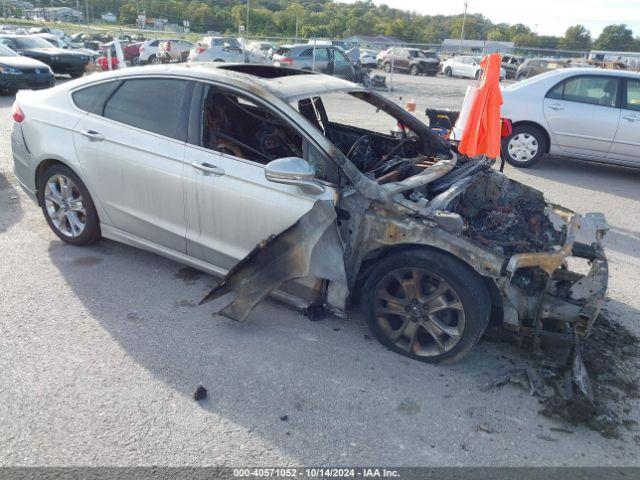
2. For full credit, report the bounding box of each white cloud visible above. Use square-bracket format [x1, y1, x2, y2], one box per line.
[341, 0, 640, 37]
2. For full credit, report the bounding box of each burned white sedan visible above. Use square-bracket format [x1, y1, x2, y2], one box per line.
[12, 64, 608, 367]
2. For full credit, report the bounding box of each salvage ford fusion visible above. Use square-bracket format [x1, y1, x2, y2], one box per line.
[11, 64, 609, 367]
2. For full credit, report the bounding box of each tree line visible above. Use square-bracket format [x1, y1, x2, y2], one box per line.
[30, 0, 640, 51]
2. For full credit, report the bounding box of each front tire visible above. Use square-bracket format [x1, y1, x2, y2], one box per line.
[69, 71, 84, 78]
[384, 62, 392, 73]
[444, 67, 452, 77]
[362, 249, 490, 364]
[502, 125, 547, 168]
[38, 164, 101, 246]
[409, 65, 419, 76]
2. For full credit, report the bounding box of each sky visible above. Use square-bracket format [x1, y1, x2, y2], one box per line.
[342, 0, 640, 37]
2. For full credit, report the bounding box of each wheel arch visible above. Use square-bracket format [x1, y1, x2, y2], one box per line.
[35, 158, 72, 206]
[350, 243, 504, 324]
[510, 121, 551, 154]
[33, 159, 103, 226]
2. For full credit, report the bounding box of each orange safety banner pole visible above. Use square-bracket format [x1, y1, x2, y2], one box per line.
[457, 53, 503, 159]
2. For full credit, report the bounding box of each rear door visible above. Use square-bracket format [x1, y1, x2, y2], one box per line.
[609, 77, 640, 164]
[72, 77, 192, 252]
[543, 75, 621, 158]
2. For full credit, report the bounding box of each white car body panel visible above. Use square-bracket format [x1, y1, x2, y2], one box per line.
[501, 68, 640, 166]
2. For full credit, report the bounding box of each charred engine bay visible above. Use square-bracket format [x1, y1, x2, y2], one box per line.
[346, 138, 564, 257]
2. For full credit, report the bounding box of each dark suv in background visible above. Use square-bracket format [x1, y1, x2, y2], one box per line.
[379, 47, 440, 76]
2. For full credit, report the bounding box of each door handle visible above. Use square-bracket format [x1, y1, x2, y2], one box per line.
[622, 114, 640, 122]
[80, 129, 104, 142]
[547, 104, 565, 111]
[192, 161, 225, 176]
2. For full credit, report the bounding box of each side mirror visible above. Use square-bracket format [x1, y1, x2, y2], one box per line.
[264, 157, 325, 195]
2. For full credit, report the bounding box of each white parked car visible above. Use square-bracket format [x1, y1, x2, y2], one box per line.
[157, 39, 195, 63]
[359, 49, 378, 68]
[187, 36, 244, 63]
[501, 68, 640, 167]
[442, 55, 506, 80]
[138, 39, 170, 64]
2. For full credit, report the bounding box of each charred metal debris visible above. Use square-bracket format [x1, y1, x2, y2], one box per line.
[200, 87, 610, 401]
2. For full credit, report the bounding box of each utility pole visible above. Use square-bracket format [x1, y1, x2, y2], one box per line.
[294, 15, 299, 44]
[245, 0, 250, 37]
[459, 0, 468, 53]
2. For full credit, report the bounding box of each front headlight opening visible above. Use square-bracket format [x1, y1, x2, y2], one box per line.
[0, 65, 23, 75]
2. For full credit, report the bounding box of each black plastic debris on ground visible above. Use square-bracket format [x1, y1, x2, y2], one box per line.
[194, 385, 208, 401]
[485, 312, 640, 439]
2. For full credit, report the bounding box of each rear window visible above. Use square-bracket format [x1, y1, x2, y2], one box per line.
[275, 47, 291, 56]
[72, 81, 120, 114]
[149, 40, 159, 46]
[103, 78, 189, 138]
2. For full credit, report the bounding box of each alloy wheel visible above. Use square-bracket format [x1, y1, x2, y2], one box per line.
[43, 174, 87, 238]
[507, 133, 539, 162]
[373, 268, 466, 357]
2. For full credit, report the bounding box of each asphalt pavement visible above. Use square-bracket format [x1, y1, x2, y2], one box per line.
[1, 73, 639, 466]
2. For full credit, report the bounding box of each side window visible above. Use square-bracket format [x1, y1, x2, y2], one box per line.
[200, 86, 303, 166]
[546, 81, 564, 100]
[334, 50, 351, 66]
[313, 48, 329, 61]
[299, 48, 313, 57]
[72, 81, 121, 114]
[625, 79, 640, 112]
[0, 38, 15, 48]
[103, 78, 189, 138]
[563, 76, 619, 107]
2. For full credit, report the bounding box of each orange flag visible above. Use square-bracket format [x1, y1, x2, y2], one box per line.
[458, 53, 503, 158]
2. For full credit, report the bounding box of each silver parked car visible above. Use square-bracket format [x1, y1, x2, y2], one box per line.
[11, 64, 608, 368]
[272, 44, 357, 81]
[501, 68, 640, 167]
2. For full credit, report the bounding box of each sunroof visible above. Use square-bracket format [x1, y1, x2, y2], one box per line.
[215, 64, 314, 78]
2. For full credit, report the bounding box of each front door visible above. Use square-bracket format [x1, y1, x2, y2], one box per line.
[73, 77, 192, 252]
[609, 78, 640, 164]
[183, 83, 337, 299]
[543, 75, 621, 158]
[332, 49, 356, 81]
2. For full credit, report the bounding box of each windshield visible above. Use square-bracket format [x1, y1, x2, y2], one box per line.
[14, 37, 53, 49]
[0, 43, 18, 56]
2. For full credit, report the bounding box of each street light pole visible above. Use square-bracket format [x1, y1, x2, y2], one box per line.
[459, 0, 468, 53]
[245, 0, 250, 37]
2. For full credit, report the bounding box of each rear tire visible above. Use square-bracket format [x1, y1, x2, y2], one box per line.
[409, 65, 419, 76]
[384, 62, 392, 73]
[69, 71, 84, 78]
[362, 249, 490, 364]
[38, 164, 101, 246]
[501, 125, 547, 168]
[444, 67, 452, 77]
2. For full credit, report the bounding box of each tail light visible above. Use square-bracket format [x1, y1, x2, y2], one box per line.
[166, 41, 171, 52]
[139, 46, 145, 53]
[279, 57, 293, 65]
[11, 101, 24, 123]
[196, 46, 206, 54]
[501, 118, 513, 138]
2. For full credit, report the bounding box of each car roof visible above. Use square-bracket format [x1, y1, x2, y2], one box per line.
[69, 64, 362, 101]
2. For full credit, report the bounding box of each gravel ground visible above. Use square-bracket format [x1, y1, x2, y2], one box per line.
[0, 72, 639, 467]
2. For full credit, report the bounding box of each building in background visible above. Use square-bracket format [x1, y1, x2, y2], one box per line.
[441, 39, 515, 55]
[341, 34, 405, 49]
[23, 6, 83, 22]
[101, 12, 117, 23]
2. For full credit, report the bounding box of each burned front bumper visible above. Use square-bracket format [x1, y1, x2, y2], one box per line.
[499, 209, 609, 342]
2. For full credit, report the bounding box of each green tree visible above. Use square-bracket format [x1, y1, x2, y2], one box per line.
[118, 3, 137, 25]
[595, 24, 635, 50]
[560, 24, 591, 50]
